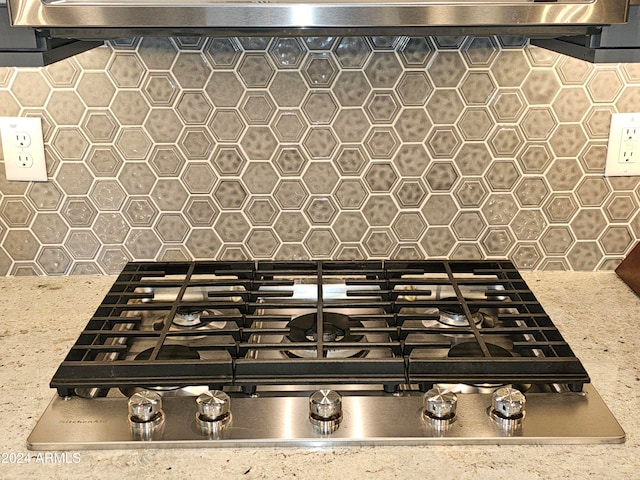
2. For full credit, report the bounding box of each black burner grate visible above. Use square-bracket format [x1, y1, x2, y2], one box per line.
[51, 260, 590, 396]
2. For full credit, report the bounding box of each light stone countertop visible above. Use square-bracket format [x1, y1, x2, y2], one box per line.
[0, 272, 639, 479]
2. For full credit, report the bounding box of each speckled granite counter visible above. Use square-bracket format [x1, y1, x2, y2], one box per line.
[0, 272, 638, 479]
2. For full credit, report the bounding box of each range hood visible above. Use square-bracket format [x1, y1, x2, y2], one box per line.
[4, 0, 631, 39]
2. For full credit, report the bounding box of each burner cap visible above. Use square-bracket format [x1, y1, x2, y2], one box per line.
[438, 297, 483, 327]
[447, 342, 512, 358]
[287, 313, 364, 343]
[286, 313, 365, 358]
[174, 308, 203, 327]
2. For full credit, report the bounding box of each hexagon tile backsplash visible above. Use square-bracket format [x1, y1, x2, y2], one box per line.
[1, 36, 640, 275]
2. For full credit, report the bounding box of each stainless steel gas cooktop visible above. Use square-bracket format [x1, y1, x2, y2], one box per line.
[28, 260, 625, 449]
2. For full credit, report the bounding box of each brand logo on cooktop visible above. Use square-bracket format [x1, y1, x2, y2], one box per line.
[59, 419, 108, 424]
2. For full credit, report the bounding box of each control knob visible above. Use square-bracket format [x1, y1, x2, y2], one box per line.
[490, 386, 526, 429]
[196, 390, 231, 435]
[309, 389, 342, 433]
[423, 386, 457, 422]
[128, 390, 164, 439]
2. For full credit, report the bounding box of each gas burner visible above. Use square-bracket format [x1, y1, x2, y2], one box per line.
[174, 309, 203, 327]
[150, 309, 228, 340]
[284, 312, 367, 358]
[446, 341, 527, 391]
[120, 345, 206, 397]
[438, 297, 484, 327]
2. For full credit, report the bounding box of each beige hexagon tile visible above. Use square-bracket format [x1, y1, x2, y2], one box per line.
[26, 182, 63, 210]
[364, 52, 403, 88]
[514, 177, 550, 208]
[212, 147, 246, 176]
[586, 69, 624, 103]
[397, 37, 434, 68]
[43, 57, 81, 87]
[183, 197, 219, 227]
[491, 50, 529, 87]
[149, 146, 185, 177]
[584, 106, 615, 139]
[481, 228, 514, 256]
[427, 127, 462, 159]
[421, 195, 458, 226]
[0, 91, 20, 116]
[302, 162, 339, 194]
[332, 109, 370, 143]
[454, 179, 488, 208]
[420, 226, 456, 257]
[429, 51, 466, 88]
[333, 37, 371, 69]
[392, 144, 430, 177]
[490, 89, 526, 122]
[271, 111, 306, 143]
[426, 89, 465, 124]
[92, 212, 129, 244]
[363, 228, 396, 257]
[599, 226, 633, 255]
[206, 38, 242, 69]
[61, 198, 97, 227]
[543, 193, 579, 224]
[460, 72, 496, 105]
[144, 109, 183, 143]
[362, 195, 398, 226]
[172, 52, 213, 89]
[461, 36, 498, 67]
[245, 197, 278, 226]
[510, 242, 543, 269]
[396, 72, 432, 106]
[12, 71, 51, 107]
[521, 108, 557, 141]
[566, 241, 603, 270]
[1, 198, 35, 227]
[138, 38, 178, 70]
[481, 193, 519, 226]
[185, 229, 222, 259]
[570, 209, 608, 240]
[454, 143, 493, 176]
[518, 144, 553, 174]
[552, 87, 590, 122]
[394, 108, 432, 143]
[205, 71, 245, 108]
[605, 193, 638, 222]
[117, 162, 155, 196]
[458, 108, 493, 141]
[578, 143, 608, 173]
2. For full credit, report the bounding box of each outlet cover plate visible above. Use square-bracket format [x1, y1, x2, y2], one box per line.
[0, 117, 47, 182]
[605, 112, 640, 177]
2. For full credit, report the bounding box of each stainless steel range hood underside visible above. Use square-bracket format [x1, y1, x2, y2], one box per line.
[6, 0, 631, 39]
[3, 0, 637, 65]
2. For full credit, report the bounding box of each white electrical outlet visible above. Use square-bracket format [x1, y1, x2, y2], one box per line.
[605, 113, 640, 176]
[0, 117, 47, 182]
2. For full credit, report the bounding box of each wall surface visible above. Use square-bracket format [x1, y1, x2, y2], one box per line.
[0, 36, 639, 275]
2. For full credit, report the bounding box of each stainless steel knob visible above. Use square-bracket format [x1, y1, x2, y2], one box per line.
[128, 390, 163, 422]
[423, 386, 457, 420]
[491, 387, 526, 419]
[128, 390, 164, 440]
[197, 390, 231, 422]
[309, 389, 342, 433]
[196, 390, 231, 435]
[309, 389, 342, 420]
